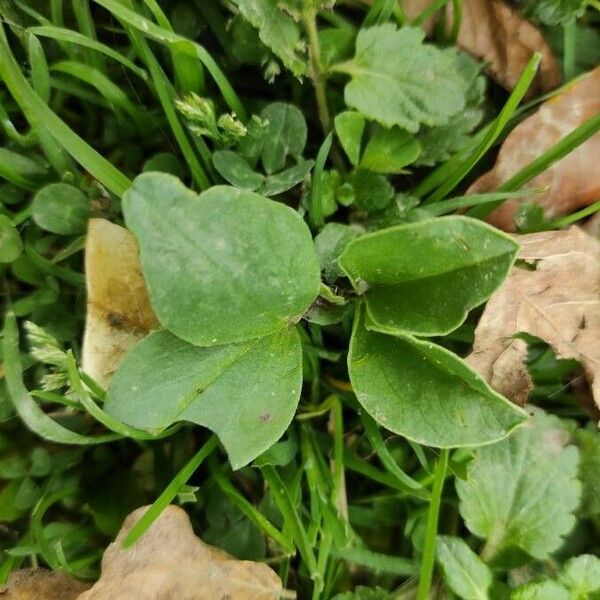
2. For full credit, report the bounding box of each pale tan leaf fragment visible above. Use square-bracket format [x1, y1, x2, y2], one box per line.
[82, 219, 158, 388]
[77, 505, 284, 600]
[468, 227, 600, 412]
[0, 569, 90, 599]
[398, 0, 560, 95]
[469, 66, 600, 231]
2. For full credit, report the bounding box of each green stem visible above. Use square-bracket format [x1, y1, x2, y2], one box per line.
[303, 8, 331, 134]
[303, 8, 346, 173]
[416, 449, 449, 600]
[330, 396, 348, 521]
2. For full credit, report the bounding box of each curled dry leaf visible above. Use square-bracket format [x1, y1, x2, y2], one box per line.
[398, 0, 559, 95]
[82, 219, 158, 387]
[468, 227, 600, 414]
[469, 66, 600, 231]
[78, 505, 284, 600]
[0, 568, 90, 599]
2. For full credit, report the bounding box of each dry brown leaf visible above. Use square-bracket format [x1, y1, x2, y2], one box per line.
[468, 226, 600, 414]
[469, 66, 600, 232]
[398, 0, 560, 95]
[77, 505, 285, 600]
[0, 569, 90, 599]
[82, 219, 158, 387]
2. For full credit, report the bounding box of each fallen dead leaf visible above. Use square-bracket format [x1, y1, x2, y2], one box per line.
[469, 66, 600, 231]
[82, 219, 158, 388]
[77, 505, 285, 600]
[0, 569, 89, 599]
[398, 0, 560, 95]
[468, 227, 600, 415]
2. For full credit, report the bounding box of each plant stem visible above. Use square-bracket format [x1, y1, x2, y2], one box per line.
[303, 7, 331, 134]
[330, 396, 348, 521]
[416, 448, 449, 600]
[303, 7, 346, 173]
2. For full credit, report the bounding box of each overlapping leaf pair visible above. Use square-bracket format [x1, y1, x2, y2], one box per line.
[106, 173, 526, 468]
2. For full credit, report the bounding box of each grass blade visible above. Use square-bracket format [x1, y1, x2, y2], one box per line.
[115, 14, 211, 189]
[29, 26, 147, 79]
[122, 435, 218, 547]
[261, 464, 320, 582]
[141, 0, 204, 93]
[210, 460, 294, 553]
[361, 411, 428, 495]
[469, 112, 600, 219]
[416, 449, 449, 600]
[424, 53, 541, 203]
[0, 23, 131, 196]
[92, 0, 247, 120]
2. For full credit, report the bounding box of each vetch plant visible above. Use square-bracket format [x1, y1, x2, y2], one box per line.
[103, 173, 525, 469]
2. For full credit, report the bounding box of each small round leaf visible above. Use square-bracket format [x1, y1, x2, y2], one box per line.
[32, 183, 90, 235]
[0, 215, 23, 263]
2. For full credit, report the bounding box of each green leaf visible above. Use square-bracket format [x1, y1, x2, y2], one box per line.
[106, 328, 302, 469]
[334, 25, 468, 132]
[558, 555, 600, 598]
[457, 409, 581, 561]
[416, 53, 486, 167]
[123, 174, 320, 346]
[319, 27, 355, 68]
[232, 0, 307, 76]
[261, 159, 313, 196]
[347, 308, 526, 447]
[0, 215, 23, 263]
[521, 0, 586, 25]
[32, 183, 90, 235]
[212, 150, 264, 190]
[0, 148, 47, 190]
[339, 216, 518, 337]
[230, 16, 270, 66]
[348, 169, 393, 212]
[143, 152, 186, 178]
[436, 535, 493, 600]
[334, 111, 365, 166]
[314, 222, 361, 282]
[360, 126, 421, 174]
[511, 580, 570, 600]
[260, 102, 307, 174]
